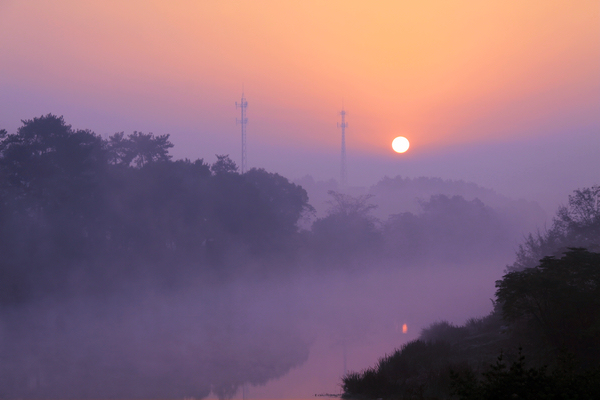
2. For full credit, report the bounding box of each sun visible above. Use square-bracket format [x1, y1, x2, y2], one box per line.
[392, 136, 410, 153]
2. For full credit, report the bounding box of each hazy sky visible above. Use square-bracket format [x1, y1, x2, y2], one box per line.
[1, 1, 598, 213]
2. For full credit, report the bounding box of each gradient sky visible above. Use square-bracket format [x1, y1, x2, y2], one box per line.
[1, 1, 599, 213]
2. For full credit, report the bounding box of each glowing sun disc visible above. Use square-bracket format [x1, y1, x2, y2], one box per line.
[392, 136, 410, 153]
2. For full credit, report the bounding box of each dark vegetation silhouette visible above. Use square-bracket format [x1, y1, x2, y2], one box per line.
[342, 188, 600, 399]
[299, 174, 545, 266]
[450, 348, 600, 400]
[307, 189, 542, 269]
[297, 174, 545, 237]
[0, 114, 571, 399]
[509, 185, 600, 270]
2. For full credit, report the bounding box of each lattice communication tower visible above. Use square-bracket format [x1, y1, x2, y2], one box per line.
[338, 107, 348, 186]
[236, 92, 248, 173]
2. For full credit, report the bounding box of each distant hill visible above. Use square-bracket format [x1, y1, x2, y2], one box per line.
[295, 175, 546, 238]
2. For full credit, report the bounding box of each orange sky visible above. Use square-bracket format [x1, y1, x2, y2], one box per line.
[0, 1, 598, 178]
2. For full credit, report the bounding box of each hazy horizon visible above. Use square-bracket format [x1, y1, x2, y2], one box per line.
[1, 1, 598, 215]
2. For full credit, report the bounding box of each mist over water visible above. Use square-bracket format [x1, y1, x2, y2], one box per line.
[2, 278, 308, 399]
[1, 259, 508, 399]
[254, 262, 506, 399]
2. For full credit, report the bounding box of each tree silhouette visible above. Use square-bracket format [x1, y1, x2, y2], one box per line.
[511, 186, 600, 271]
[311, 191, 381, 263]
[108, 131, 173, 167]
[211, 154, 238, 175]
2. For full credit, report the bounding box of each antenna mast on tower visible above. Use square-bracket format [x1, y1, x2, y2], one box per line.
[338, 107, 348, 186]
[236, 91, 248, 173]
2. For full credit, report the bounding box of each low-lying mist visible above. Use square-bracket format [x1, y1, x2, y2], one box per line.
[1, 259, 507, 399]
[2, 281, 309, 399]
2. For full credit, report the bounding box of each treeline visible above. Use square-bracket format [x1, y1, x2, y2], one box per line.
[0, 114, 539, 306]
[298, 173, 545, 237]
[310, 191, 513, 266]
[342, 186, 600, 399]
[0, 115, 314, 304]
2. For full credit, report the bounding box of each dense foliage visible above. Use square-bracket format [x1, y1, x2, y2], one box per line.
[0, 115, 312, 305]
[342, 315, 508, 399]
[451, 349, 600, 400]
[342, 192, 600, 399]
[497, 248, 600, 368]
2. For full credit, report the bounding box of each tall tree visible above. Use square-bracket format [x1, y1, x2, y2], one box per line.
[107, 131, 173, 167]
[511, 186, 600, 271]
[211, 154, 238, 175]
[311, 191, 381, 263]
[0, 115, 108, 302]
